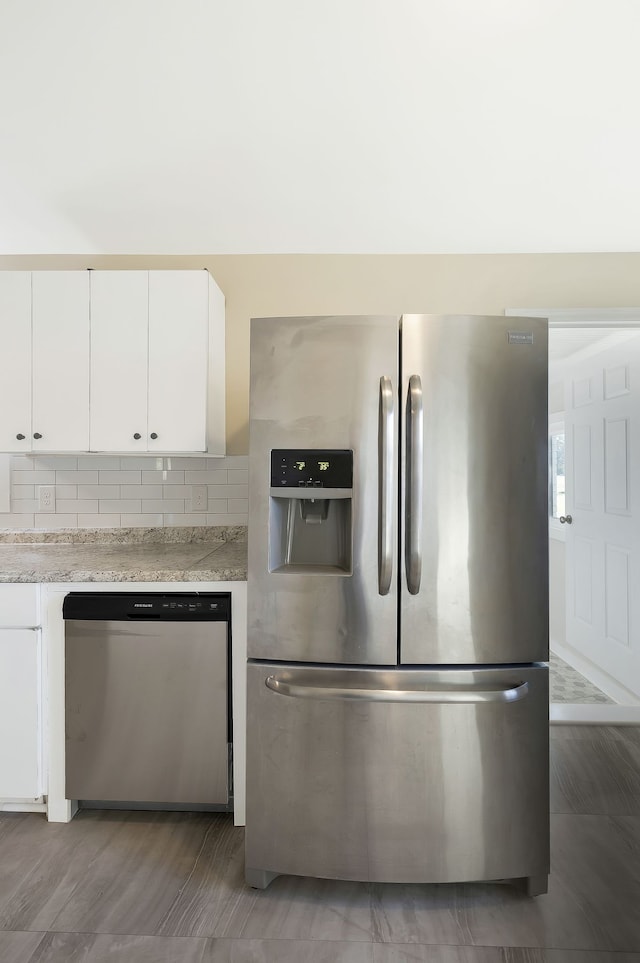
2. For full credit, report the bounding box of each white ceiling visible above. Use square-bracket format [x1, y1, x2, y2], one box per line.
[2, 0, 640, 255]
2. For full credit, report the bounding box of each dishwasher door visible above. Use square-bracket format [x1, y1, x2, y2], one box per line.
[65, 618, 229, 806]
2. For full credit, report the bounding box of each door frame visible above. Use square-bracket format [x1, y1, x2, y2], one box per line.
[507, 307, 640, 725]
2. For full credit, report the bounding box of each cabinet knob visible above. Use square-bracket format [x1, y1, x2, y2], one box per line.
[33, 432, 42, 440]
[150, 432, 158, 440]
[16, 433, 25, 440]
[133, 433, 142, 440]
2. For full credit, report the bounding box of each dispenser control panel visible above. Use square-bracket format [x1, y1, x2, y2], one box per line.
[271, 449, 353, 489]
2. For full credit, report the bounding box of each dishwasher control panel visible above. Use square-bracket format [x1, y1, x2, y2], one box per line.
[156, 599, 221, 613]
[63, 592, 231, 621]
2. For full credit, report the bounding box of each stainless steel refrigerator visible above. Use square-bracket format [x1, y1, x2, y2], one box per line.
[246, 314, 549, 895]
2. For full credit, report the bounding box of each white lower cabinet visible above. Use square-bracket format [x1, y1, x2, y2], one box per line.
[0, 628, 42, 799]
[0, 580, 244, 820]
[0, 584, 42, 802]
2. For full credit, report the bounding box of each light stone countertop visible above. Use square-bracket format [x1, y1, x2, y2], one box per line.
[0, 528, 248, 583]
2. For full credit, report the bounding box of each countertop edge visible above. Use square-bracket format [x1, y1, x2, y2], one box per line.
[0, 569, 247, 584]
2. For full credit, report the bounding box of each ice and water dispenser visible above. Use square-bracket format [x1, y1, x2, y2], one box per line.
[268, 449, 353, 573]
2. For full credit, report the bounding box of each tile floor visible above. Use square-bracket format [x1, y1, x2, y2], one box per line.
[549, 654, 614, 705]
[1, 725, 639, 961]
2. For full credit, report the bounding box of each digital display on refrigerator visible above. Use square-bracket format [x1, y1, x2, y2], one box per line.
[271, 449, 353, 488]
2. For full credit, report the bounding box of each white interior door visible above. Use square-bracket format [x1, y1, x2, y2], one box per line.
[32, 271, 90, 451]
[90, 271, 149, 452]
[564, 332, 640, 701]
[0, 272, 32, 452]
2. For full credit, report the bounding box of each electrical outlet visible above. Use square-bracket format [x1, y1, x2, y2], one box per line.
[191, 485, 208, 512]
[38, 485, 56, 513]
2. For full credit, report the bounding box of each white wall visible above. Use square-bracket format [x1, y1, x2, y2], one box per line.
[1, 2, 640, 255]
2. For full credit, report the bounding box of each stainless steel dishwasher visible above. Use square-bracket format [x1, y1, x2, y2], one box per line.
[63, 592, 231, 810]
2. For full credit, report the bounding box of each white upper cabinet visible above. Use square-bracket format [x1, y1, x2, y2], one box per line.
[0, 272, 32, 452]
[147, 271, 209, 452]
[0, 269, 224, 454]
[32, 272, 90, 451]
[90, 271, 150, 452]
[90, 270, 217, 453]
[0, 272, 90, 452]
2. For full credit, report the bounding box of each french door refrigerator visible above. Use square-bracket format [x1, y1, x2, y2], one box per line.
[246, 314, 549, 896]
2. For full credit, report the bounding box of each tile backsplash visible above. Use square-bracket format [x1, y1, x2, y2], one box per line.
[0, 455, 248, 529]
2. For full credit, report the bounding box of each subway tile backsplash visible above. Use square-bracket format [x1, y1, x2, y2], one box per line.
[3, 455, 249, 530]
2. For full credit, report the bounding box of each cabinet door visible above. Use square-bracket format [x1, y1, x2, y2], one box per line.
[148, 271, 208, 452]
[90, 271, 149, 452]
[32, 272, 90, 451]
[0, 272, 32, 452]
[0, 629, 41, 799]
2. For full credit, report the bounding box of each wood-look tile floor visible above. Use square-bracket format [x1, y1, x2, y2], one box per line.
[1, 725, 639, 962]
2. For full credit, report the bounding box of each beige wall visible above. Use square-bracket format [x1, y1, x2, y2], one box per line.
[3, 253, 640, 452]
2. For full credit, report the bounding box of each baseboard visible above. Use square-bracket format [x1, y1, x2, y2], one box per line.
[550, 703, 640, 725]
[0, 801, 47, 813]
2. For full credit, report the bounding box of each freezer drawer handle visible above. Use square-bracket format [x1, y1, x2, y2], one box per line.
[265, 675, 529, 704]
[406, 374, 423, 595]
[378, 375, 395, 595]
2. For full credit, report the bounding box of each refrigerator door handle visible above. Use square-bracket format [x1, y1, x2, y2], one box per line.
[406, 374, 423, 595]
[265, 675, 529, 704]
[378, 375, 394, 595]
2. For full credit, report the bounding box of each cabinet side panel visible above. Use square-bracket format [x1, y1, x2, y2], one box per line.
[207, 273, 226, 455]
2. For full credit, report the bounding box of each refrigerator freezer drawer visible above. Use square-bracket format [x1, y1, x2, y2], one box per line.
[246, 662, 549, 885]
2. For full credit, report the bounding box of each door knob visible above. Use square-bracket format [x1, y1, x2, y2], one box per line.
[133, 433, 142, 440]
[16, 433, 25, 440]
[33, 432, 42, 440]
[559, 515, 573, 524]
[150, 432, 158, 440]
